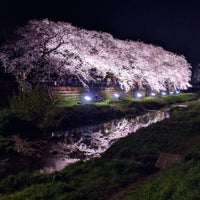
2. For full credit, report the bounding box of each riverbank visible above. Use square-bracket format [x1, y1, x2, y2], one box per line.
[0, 94, 200, 199]
[1, 92, 197, 137]
[0, 105, 169, 179]
[0, 93, 198, 179]
[0, 94, 197, 157]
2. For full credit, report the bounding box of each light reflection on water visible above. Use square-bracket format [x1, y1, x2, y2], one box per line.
[40, 110, 169, 173]
[67, 110, 169, 157]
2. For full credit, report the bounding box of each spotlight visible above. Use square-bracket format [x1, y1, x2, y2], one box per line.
[150, 92, 156, 97]
[135, 91, 144, 98]
[175, 90, 180, 94]
[84, 95, 92, 101]
[113, 92, 120, 98]
[169, 91, 174, 95]
[161, 91, 167, 96]
[137, 93, 142, 98]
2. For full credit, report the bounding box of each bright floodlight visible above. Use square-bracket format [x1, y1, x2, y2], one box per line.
[150, 92, 156, 97]
[175, 90, 180, 94]
[113, 92, 120, 98]
[135, 91, 144, 98]
[84, 95, 92, 101]
[161, 91, 167, 96]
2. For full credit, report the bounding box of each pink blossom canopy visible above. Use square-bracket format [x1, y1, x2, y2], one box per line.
[0, 19, 191, 91]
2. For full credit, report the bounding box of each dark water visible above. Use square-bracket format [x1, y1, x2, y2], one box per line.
[40, 110, 169, 173]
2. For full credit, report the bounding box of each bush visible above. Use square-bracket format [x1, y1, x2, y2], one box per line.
[0, 108, 41, 136]
[0, 135, 14, 158]
[9, 85, 53, 126]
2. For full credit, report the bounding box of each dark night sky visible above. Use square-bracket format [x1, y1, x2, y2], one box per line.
[1, 0, 200, 66]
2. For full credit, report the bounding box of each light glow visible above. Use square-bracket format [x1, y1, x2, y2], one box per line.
[161, 91, 167, 96]
[135, 91, 144, 98]
[150, 92, 156, 97]
[113, 92, 120, 98]
[84, 95, 92, 101]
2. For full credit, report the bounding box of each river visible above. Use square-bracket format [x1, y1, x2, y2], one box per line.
[39, 109, 169, 173]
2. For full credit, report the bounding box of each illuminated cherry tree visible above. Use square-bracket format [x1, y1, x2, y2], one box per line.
[0, 19, 191, 91]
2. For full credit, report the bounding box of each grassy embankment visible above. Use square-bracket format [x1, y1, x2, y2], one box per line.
[0, 93, 200, 199]
[1, 85, 198, 135]
[120, 160, 200, 200]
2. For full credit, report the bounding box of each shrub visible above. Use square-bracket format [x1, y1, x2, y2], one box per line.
[9, 85, 53, 126]
[0, 135, 14, 158]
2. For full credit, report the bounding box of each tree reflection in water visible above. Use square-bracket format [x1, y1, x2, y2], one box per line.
[68, 110, 169, 158]
[40, 110, 169, 173]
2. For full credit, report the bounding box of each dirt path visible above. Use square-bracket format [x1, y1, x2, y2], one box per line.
[109, 173, 157, 200]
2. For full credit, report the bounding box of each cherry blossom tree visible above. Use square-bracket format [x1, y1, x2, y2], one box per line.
[0, 19, 192, 91]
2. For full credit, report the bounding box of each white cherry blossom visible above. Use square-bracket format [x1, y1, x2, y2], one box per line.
[0, 19, 191, 91]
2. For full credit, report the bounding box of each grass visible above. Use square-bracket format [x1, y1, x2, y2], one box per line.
[105, 100, 200, 159]
[1, 91, 198, 135]
[121, 161, 200, 200]
[44, 93, 198, 130]
[161, 92, 198, 103]
[56, 93, 198, 109]
[0, 95, 200, 199]
[56, 98, 80, 107]
[0, 135, 14, 158]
